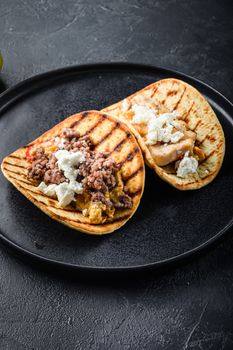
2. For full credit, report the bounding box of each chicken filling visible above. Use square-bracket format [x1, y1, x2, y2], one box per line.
[121, 101, 205, 178]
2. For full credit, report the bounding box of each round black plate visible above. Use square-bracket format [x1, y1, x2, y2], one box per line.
[0, 63, 233, 272]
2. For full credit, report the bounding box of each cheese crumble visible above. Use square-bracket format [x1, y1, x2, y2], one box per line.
[131, 105, 184, 145]
[176, 151, 198, 178]
[38, 150, 85, 207]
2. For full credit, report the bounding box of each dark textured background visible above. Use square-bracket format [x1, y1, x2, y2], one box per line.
[0, 0, 233, 349]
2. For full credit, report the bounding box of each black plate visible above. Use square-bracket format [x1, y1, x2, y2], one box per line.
[0, 63, 233, 273]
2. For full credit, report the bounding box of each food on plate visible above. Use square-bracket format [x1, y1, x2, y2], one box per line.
[1, 111, 145, 234]
[102, 78, 225, 190]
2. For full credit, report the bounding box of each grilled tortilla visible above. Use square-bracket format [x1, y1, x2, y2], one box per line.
[102, 78, 225, 190]
[1, 111, 145, 235]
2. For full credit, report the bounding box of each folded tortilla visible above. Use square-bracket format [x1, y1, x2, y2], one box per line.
[1, 111, 145, 234]
[102, 78, 225, 190]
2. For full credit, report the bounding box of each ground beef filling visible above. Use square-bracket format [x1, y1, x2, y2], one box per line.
[27, 128, 133, 213]
[28, 149, 65, 184]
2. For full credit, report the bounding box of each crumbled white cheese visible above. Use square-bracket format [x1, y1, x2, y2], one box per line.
[131, 106, 184, 145]
[38, 150, 85, 208]
[54, 136, 66, 149]
[38, 182, 57, 197]
[146, 112, 184, 145]
[121, 99, 130, 113]
[54, 182, 76, 207]
[176, 152, 198, 178]
[54, 136, 60, 144]
[55, 150, 85, 182]
[132, 104, 155, 124]
[38, 180, 83, 207]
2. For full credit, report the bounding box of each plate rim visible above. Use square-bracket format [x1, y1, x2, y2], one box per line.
[0, 62, 233, 272]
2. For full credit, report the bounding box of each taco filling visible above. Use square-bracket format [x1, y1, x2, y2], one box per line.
[122, 102, 206, 178]
[27, 128, 132, 224]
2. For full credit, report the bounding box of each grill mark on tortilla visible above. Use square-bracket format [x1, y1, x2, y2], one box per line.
[4, 161, 26, 169]
[175, 169, 215, 187]
[69, 112, 89, 128]
[206, 134, 216, 142]
[96, 123, 119, 146]
[23, 190, 78, 212]
[36, 200, 79, 213]
[8, 178, 83, 212]
[197, 136, 207, 146]
[25, 188, 53, 199]
[15, 183, 54, 199]
[183, 102, 194, 121]
[8, 155, 25, 160]
[201, 172, 213, 180]
[120, 148, 139, 166]
[173, 87, 187, 110]
[13, 184, 85, 216]
[197, 125, 216, 145]
[124, 166, 143, 183]
[151, 86, 158, 98]
[25, 117, 121, 151]
[7, 174, 32, 185]
[27, 140, 50, 147]
[160, 82, 176, 105]
[82, 115, 106, 137]
[2, 167, 27, 177]
[110, 134, 130, 153]
[5, 175, 52, 198]
[167, 89, 178, 97]
[126, 148, 139, 161]
[48, 206, 82, 213]
[205, 150, 216, 160]
[192, 120, 202, 131]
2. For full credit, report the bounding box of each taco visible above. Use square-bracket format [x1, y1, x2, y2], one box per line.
[1, 111, 145, 234]
[102, 78, 225, 190]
